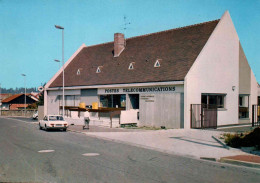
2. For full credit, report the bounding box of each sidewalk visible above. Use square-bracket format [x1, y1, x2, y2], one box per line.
[220, 155, 260, 169]
[68, 125, 143, 132]
[68, 125, 260, 168]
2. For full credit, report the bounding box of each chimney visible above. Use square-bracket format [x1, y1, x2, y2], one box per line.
[114, 33, 125, 57]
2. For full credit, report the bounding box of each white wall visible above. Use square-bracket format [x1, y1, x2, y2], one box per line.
[47, 90, 60, 115]
[140, 93, 184, 128]
[184, 11, 240, 128]
[46, 89, 81, 115]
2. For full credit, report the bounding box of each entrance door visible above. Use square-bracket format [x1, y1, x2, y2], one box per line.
[202, 106, 217, 128]
[191, 104, 217, 129]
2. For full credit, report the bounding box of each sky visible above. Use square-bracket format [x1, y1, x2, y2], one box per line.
[0, 0, 260, 89]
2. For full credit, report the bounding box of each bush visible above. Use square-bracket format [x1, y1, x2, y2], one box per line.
[224, 133, 242, 148]
[241, 127, 260, 147]
[223, 127, 260, 148]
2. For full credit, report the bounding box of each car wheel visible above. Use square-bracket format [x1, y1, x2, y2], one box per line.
[45, 124, 48, 131]
[39, 123, 43, 130]
[63, 128, 67, 132]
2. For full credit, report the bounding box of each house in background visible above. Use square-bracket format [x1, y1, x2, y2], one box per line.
[1, 93, 39, 110]
[44, 11, 258, 129]
[0, 93, 12, 110]
[0, 94, 11, 102]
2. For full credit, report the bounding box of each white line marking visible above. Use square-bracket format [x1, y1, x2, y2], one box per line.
[82, 153, 100, 156]
[38, 150, 55, 153]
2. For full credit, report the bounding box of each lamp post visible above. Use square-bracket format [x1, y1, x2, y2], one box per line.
[21, 74, 26, 116]
[0, 83, 2, 116]
[55, 25, 65, 118]
[54, 59, 61, 69]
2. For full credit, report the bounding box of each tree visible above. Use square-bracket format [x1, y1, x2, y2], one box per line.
[37, 83, 45, 106]
[37, 92, 44, 106]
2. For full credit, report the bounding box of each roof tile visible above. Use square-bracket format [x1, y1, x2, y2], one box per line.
[50, 19, 219, 88]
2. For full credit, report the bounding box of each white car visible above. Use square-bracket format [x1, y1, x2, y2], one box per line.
[39, 115, 68, 131]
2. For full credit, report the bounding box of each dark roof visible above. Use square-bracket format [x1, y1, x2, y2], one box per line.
[50, 19, 219, 88]
[2, 93, 37, 103]
[2, 94, 23, 103]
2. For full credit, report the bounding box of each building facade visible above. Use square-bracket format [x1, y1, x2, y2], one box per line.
[44, 11, 258, 129]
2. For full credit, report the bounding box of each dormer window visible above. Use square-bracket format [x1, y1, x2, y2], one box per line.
[77, 69, 81, 75]
[154, 59, 161, 67]
[128, 62, 135, 70]
[96, 66, 102, 73]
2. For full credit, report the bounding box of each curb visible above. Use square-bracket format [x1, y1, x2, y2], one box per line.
[220, 157, 260, 169]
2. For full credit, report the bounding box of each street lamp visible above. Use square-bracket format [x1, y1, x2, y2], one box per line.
[55, 24, 65, 118]
[54, 59, 61, 69]
[0, 83, 2, 116]
[21, 74, 26, 116]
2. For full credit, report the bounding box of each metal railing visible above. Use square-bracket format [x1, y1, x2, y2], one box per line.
[252, 105, 260, 127]
[191, 104, 217, 129]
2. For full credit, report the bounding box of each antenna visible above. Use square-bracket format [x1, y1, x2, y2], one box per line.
[123, 15, 131, 35]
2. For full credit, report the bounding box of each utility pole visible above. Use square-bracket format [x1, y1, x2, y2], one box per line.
[0, 83, 2, 116]
[21, 74, 26, 116]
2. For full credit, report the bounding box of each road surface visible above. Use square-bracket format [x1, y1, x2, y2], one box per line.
[0, 117, 259, 183]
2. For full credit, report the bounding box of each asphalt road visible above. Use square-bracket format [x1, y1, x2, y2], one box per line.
[0, 117, 259, 183]
[8, 116, 37, 123]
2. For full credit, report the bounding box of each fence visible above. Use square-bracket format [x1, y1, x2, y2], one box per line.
[0, 110, 37, 117]
[252, 105, 260, 127]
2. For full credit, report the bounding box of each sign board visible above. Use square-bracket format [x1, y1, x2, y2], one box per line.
[98, 85, 184, 95]
[38, 86, 44, 92]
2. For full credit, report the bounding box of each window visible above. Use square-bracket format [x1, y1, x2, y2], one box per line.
[99, 95, 126, 108]
[49, 116, 64, 121]
[201, 94, 226, 108]
[239, 95, 249, 119]
[154, 59, 161, 67]
[239, 96, 243, 106]
[96, 66, 101, 73]
[77, 69, 81, 75]
[128, 62, 134, 70]
[129, 94, 139, 109]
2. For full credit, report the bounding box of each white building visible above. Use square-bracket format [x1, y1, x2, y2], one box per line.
[44, 11, 258, 129]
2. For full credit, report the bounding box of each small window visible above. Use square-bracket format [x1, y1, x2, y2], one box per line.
[96, 66, 101, 73]
[77, 69, 81, 75]
[239, 95, 249, 119]
[154, 59, 161, 67]
[128, 62, 134, 70]
[201, 94, 226, 108]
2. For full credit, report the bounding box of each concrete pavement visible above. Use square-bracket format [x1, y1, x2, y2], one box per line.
[68, 125, 260, 168]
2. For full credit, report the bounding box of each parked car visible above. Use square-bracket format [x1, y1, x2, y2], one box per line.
[32, 111, 38, 120]
[39, 115, 68, 131]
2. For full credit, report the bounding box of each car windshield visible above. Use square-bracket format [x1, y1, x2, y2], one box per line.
[49, 116, 64, 121]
